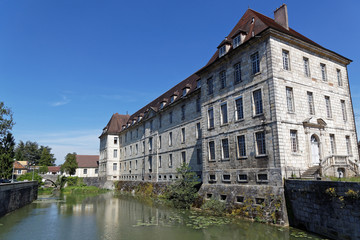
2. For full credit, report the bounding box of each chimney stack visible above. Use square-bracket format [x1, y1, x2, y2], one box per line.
[274, 4, 289, 30]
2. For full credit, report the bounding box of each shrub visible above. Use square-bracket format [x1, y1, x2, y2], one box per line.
[201, 198, 226, 215]
[17, 172, 43, 185]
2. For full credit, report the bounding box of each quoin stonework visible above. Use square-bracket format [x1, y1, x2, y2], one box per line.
[99, 5, 359, 203]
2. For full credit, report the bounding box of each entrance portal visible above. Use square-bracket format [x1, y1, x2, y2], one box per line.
[311, 135, 320, 165]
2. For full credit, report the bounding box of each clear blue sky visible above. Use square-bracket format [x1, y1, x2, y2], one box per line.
[1, 0, 360, 165]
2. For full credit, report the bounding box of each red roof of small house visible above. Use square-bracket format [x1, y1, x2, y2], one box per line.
[14, 161, 26, 170]
[76, 155, 99, 168]
[47, 166, 61, 173]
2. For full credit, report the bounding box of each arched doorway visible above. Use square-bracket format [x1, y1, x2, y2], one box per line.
[310, 135, 320, 165]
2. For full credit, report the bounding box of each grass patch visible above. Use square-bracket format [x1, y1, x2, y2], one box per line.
[38, 187, 55, 195]
[328, 176, 360, 182]
[61, 186, 109, 194]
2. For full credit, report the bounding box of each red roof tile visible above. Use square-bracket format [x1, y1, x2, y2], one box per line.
[76, 155, 99, 168]
[14, 161, 26, 170]
[47, 166, 61, 172]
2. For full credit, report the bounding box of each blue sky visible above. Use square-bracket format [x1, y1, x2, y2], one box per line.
[1, 0, 360, 165]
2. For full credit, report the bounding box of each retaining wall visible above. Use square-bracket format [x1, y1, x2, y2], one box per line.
[285, 180, 360, 240]
[0, 181, 38, 217]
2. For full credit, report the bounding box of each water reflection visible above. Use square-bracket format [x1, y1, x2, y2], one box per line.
[0, 192, 324, 240]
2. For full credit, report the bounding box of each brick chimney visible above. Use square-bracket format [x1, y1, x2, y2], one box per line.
[274, 4, 289, 30]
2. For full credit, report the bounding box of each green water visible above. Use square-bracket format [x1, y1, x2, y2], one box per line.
[0, 192, 325, 240]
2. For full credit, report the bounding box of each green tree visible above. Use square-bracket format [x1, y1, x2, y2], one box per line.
[61, 153, 77, 176]
[0, 102, 14, 138]
[0, 133, 15, 179]
[164, 163, 200, 209]
[39, 147, 55, 166]
[17, 172, 43, 185]
[39, 165, 49, 174]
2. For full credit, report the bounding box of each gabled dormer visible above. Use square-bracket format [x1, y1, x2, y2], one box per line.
[170, 94, 177, 103]
[231, 29, 247, 49]
[160, 100, 167, 109]
[182, 87, 190, 97]
[217, 38, 231, 58]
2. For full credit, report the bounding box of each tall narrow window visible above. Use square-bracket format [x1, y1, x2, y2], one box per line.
[113, 149, 118, 158]
[219, 45, 226, 57]
[220, 103, 228, 124]
[136, 144, 138, 154]
[130, 146, 132, 155]
[237, 135, 246, 158]
[208, 141, 215, 161]
[181, 151, 186, 164]
[286, 87, 294, 112]
[181, 128, 185, 143]
[337, 69, 343, 86]
[169, 132, 173, 146]
[113, 163, 117, 171]
[169, 111, 173, 124]
[346, 136, 352, 155]
[169, 154, 173, 167]
[181, 105, 185, 120]
[207, 77, 214, 95]
[233, 35, 241, 48]
[290, 130, 298, 153]
[149, 137, 153, 151]
[325, 96, 332, 118]
[235, 97, 244, 120]
[221, 139, 230, 159]
[251, 52, 260, 74]
[234, 62, 242, 83]
[220, 71, 226, 89]
[303, 57, 310, 77]
[135, 160, 138, 170]
[253, 89, 263, 115]
[129, 161, 132, 170]
[208, 107, 214, 129]
[158, 136, 161, 149]
[148, 156, 152, 170]
[307, 92, 315, 115]
[158, 156, 162, 168]
[341, 100, 347, 121]
[197, 148, 202, 164]
[197, 79, 201, 89]
[255, 131, 266, 155]
[320, 63, 327, 81]
[114, 137, 118, 144]
[196, 98, 201, 112]
[142, 141, 145, 153]
[196, 122, 201, 139]
[330, 134, 336, 154]
[282, 50, 290, 70]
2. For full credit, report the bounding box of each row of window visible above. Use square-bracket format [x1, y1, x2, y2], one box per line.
[82, 168, 99, 174]
[208, 131, 266, 160]
[208, 172, 268, 184]
[282, 50, 344, 86]
[206, 193, 265, 205]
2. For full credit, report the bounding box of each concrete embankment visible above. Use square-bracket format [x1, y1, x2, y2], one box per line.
[0, 181, 38, 217]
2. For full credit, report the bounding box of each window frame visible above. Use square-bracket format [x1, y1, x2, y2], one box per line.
[234, 62, 242, 84]
[303, 57, 310, 77]
[220, 102, 228, 125]
[282, 50, 290, 70]
[208, 107, 214, 129]
[255, 131, 266, 156]
[236, 135, 246, 158]
[290, 130, 298, 153]
[251, 52, 260, 75]
[320, 63, 327, 81]
[252, 89, 263, 116]
[286, 87, 295, 113]
[208, 141, 216, 161]
[219, 70, 226, 89]
[221, 138, 230, 160]
[307, 91, 315, 115]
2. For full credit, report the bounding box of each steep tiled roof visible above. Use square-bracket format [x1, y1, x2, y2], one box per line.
[14, 161, 26, 170]
[76, 155, 99, 168]
[100, 113, 130, 137]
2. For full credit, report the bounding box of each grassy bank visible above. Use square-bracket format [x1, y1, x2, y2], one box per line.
[328, 176, 360, 182]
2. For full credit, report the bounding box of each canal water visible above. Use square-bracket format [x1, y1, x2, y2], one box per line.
[0, 192, 324, 240]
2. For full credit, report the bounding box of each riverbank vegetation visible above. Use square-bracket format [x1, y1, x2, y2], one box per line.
[329, 176, 360, 182]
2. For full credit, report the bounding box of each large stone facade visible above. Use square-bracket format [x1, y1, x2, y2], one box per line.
[99, 5, 359, 201]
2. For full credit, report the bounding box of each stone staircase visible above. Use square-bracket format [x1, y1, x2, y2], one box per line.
[301, 166, 321, 179]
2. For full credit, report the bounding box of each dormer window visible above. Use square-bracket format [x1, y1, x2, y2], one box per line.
[127, 123, 130, 127]
[160, 101, 166, 109]
[138, 116, 142, 122]
[233, 35, 241, 48]
[219, 45, 226, 57]
[132, 119, 136, 125]
[122, 125, 126, 130]
[182, 88, 190, 97]
[170, 95, 177, 103]
[197, 80, 201, 89]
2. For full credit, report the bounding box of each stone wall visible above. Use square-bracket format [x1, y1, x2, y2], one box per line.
[285, 180, 360, 240]
[0, 181, 38, 217]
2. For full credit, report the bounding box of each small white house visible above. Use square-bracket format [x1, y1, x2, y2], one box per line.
[75, 155, 99, 177]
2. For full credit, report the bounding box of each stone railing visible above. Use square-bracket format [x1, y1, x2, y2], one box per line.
[320, 155, 359, 176]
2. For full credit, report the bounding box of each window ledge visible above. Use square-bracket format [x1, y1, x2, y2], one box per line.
[221, 158, 230, 161]
[291, 153, 302, 156]
[287, 111, 295, 115]
[237, 156, 247, 160]
[252, 72, 261, 77]
[237, 180, 248, 183]
[252, 113, 264, 118]
[208, 127, 215, 131]
[220, 123, 229, 127]
[208, 159, 216, 162]
[235, 119, 244, 123]
[255, 154, 267, 159]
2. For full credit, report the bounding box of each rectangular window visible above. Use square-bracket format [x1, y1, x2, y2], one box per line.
[95, 168, 98, 174]
[197, 79, 201, 89]
[221, 139, 230, 159]
[129, 161, 132, 170]
[169, 132, 173, 146]
[196, 122, 201, 139]
[346, 136, 352, 155]
[237, 135, 246, 158]
[255, 131, 266, 155]
[238, 174, 248, 182]
[158, 156, 162, 168]
[148, 156, 152, 170]
[136, 144, 138, 154]
[233, 35, 241, 48]
[149, 137, 153, 151]
[113, 149, 118, 158]
[251, 52, 260, 74]
[181, 105, 185, 120]
[286, 87, 294, 112]
[207, 77, 213, 95]
[130, 146, 132, 156]
[181, 151, 186, 164]
[235, 97, 244, 120]
[208, 141, 215, 161]
[234, 62, 242, 83]
[320, 63, 327, 81]
[253, 89, 263, 115]
[197, 148, 202, 164]
[219, 45, 226, 57]
[181, 128, 185, 143]
[208, 107, 214, 129]
[158, 136, 162, 149]
[330, 134, 336, 154]
[337, 69, 343, 86]
[196, 98, 201, 112]
[83, 168, 87, 174]
[282, 50, 290, 70]
[169, 154, 173, 168]
[325, 96, 332, 118]
[290, 130, 298, 153]
[220, 71, 226, 89]
[220, 103, 228, 124]
[142, 141, 145, 153]
[341, 100, 347, 121]
[169, 111, 173, 124]
[307, 92, 315, 115]
[303, 57, 310, 77]
[114, 137, 118, 144]
[113, 163, 117, 171]
[135, 160, 138, 170]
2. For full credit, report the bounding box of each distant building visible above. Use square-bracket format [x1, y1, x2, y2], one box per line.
[46, 166, 61, 175]
[99, 3, 359, 191]
[14, 161, 27, 176]
[75, 155, 99, 177]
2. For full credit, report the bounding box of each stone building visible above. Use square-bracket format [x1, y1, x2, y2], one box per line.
[75, 155, 99, 178]
[99, 4, 359, 197]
